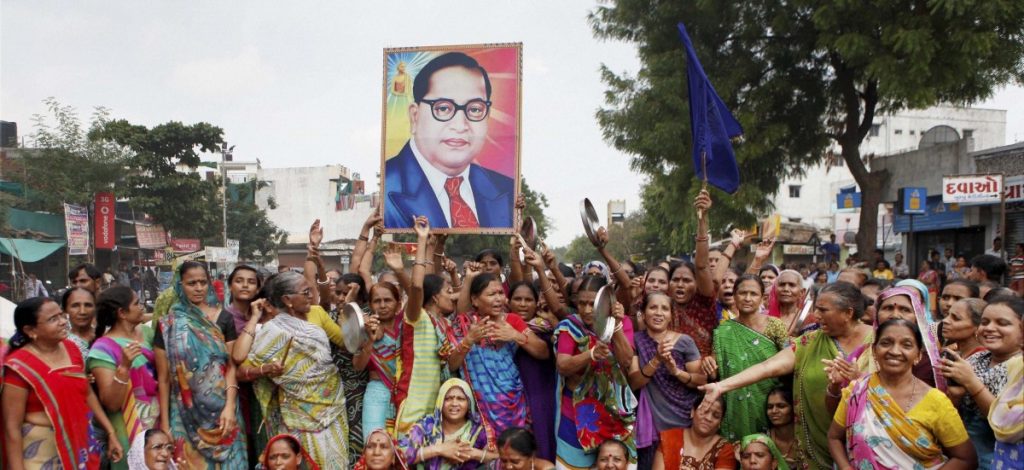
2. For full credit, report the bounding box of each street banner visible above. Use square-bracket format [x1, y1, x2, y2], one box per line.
[942, 174, 1003, 205]
[63, 203, 89, 255]
[380, 43, 522, 234]
[170, 238, 201, 253]
[94, 192, 116, 250]
[136, 224, 168, 249]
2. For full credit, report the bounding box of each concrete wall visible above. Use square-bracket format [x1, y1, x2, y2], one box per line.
[873, 139, 975, 202]
[256, 165, 375, 245]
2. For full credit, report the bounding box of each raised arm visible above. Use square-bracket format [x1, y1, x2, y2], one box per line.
[406, 216, 430, 324]
[745, 238, 776, 275]
[428, 233, 447, 276]
[715, 229, 746, 282]
[231, 299, 266, 365]
[457, 262, 483, 315]
[302, 220, 329, 308]
[350, 212, 382, 273]
[594, 227, 634, 307]
[693, 189, 715, 298]
[508, 236, 525, 283]
[382, 243, 412, 297]
[526, 248, 568, 319]
[357, 236, 379, 294]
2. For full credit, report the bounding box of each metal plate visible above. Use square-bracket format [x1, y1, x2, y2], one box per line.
[791, 289, 815, 334]
[520, 216, 538, 250]
[341, 302, 368, 354]
[592, 285, 616, 343]
[580, 198, 601, 246]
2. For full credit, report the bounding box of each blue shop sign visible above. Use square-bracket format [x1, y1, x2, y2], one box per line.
[836, 192, 862, 210]
[893, 196, 963, 233]
[901, 187, 927, 215]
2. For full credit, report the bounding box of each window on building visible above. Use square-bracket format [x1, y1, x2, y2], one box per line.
[963, 129, 974, 139]
[789, 185, 801, 198]
[894, 129, 903, 135]
[869, 124, 880, 137]
[909, 130, 916, 135]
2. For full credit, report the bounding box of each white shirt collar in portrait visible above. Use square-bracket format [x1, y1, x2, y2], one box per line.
[410, 139, 478, 226]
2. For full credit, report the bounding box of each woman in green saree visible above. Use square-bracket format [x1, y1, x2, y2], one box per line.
[707, 275, 788, 442]
[700, 281, 873, 469]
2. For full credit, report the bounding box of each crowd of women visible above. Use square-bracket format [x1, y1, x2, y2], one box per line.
[2, 190, 1022, 470]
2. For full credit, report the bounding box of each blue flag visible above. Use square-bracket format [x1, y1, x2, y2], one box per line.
[678, 22, 744, 194]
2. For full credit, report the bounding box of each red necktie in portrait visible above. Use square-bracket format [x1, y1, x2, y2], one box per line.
[444, 176, 479, 228]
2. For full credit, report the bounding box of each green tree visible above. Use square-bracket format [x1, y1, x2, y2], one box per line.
[562, 235, 602, 266]
[89, 119, 226, 241]
[5, 98, 130, 212]
[591, 0, 1024, 256]
[227, 181, 287, 262]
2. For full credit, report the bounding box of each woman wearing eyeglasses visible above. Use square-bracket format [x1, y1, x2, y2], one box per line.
[127, 429, 177, 470]
[243, 271, 354, 468]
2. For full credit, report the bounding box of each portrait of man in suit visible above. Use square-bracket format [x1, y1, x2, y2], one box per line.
[382, 50, 516, 230]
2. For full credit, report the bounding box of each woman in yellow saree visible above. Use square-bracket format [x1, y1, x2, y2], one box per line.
[828, 318, 976, 469]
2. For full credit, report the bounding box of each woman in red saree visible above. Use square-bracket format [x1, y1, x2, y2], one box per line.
[2, 297, 123, 469]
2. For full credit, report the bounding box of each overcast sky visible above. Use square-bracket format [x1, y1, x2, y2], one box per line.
[2, 1, 1021, 246]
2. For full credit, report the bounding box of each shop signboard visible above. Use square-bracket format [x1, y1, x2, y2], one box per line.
[942, 174, 1003, 205]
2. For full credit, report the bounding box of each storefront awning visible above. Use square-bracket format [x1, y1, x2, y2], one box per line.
[0, 238, 67, 262]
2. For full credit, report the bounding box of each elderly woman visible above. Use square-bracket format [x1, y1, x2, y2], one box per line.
[243, 271, 351, 468]
[3, 297, 123, 469]
[700, 282, 873, 470]
[89, 286, 160, 469]
[126, 429, 177, 470]
[154, 261, 245, 469]
[399, 378, 495, 469]
[354, 429, 407, 470]
[707, 275, 788, 441]
[765, 270, 809, 335]
[828, 319, 976, 469]
[554, 275, 637, 469]
[628, 291, 704, 464]
[737, 434, 789, 470]
[941, 295, 1024, 470]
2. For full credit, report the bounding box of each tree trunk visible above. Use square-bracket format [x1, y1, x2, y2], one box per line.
[854, 172, 886, 258]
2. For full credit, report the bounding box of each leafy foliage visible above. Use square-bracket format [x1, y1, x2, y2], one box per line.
[4, 98, 131, 212]
[227, 181, 288, 262]
[590, 0, 1024, 255]
[88, 119, 226, 241]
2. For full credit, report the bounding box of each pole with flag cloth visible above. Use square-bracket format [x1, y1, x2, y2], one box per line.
[677, 22, 744, 223]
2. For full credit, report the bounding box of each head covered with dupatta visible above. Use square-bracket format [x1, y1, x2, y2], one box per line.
[736, 433, 790, 470]
[873, 286, 945, 390]
[261, 434, 320, 470]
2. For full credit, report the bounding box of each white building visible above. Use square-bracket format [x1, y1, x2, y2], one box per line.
[771, 105, 1007, 247]
[256, 165, 376, 269]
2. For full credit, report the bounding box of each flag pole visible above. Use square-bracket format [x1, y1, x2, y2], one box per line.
[699, 150, 708, 221]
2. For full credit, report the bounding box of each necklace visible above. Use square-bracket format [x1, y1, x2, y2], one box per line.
[768, 428, 795, 460]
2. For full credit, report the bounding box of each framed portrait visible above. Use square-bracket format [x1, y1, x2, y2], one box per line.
[380, 43, 522, 234]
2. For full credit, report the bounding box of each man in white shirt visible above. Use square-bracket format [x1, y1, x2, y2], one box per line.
[985, 236, 1005, 259]
[892, 252, 910, 279]
[23, 273, 48, 299]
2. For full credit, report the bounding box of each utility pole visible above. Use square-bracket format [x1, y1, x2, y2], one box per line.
[221, 143, 234, 247]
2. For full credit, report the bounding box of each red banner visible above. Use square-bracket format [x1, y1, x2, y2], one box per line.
[94, 192, 116, 250]
[170, 238, 201, 253]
